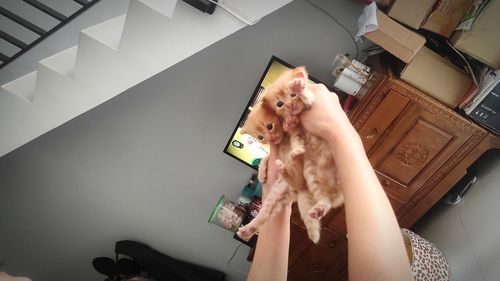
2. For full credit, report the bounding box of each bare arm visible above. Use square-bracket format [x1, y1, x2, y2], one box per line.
[247, 144, 291, 281]
[301, 84, 413, 281]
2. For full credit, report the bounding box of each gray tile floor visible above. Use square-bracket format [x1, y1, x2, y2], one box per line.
[413, 151, 500, 281]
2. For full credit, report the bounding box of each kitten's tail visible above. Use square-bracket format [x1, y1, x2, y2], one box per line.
[303, 216, 321, 244]
[298, 190, 321, 244]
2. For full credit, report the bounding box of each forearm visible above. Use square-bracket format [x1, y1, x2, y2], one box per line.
[325, 123, 413, 281]
[247, 197, 291, 281]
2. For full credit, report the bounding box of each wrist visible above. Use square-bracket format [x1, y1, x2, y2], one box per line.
[324, 120, 361, 148]
[322, 113, 352, 136]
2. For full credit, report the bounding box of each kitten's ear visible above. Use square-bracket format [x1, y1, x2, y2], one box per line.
[240, 126, 248, 135]
[263, 101, 276, 113]
[260, 97, 272, 110]
[293, 66, 308, 79]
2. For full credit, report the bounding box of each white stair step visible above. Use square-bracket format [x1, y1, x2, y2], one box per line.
[73, 31, 146, 96]
[0, 90, 38, 156]
[0, 65, 100, 152]
[1, 71, 37, 102]
[0, 0, 292, 158]
[81, 14, 127, 51]
[138, 0, 177, 18]
[120, 0, 244, 77]
[73, 14, 134, 93]
[35, 63, 98, 113]
[39, 46, 78, 77]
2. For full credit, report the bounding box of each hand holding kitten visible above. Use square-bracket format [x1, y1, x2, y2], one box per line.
[300, 83, 351, 141]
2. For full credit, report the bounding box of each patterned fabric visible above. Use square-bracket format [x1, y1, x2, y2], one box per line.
[402, 229, 450, 281]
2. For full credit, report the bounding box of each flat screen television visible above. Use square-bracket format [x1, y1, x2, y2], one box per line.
[223, 56, 337, 170]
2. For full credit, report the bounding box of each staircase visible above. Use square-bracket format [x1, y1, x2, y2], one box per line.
[0, 0, 291, 157]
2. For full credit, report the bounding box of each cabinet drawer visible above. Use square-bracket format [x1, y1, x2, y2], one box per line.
[318, 255, 347, 281]
[290, 229, 345, 281]
[291, 203, 304, 226]
[325, 209, 347, 236]
[388, 195, 404, 214]
[376, 171, 410, 209]
[359, 90, 410, 153]
[335, 269, 348, 281]
[288, 271, 305, 281]
[291, 221, 306, 245]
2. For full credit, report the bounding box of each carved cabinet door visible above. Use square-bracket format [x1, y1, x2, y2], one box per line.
[368, 100, 477, 200]
[288, 227, 347, 281]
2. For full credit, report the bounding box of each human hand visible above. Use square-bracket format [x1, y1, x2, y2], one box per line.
[300, 83, 352, 140]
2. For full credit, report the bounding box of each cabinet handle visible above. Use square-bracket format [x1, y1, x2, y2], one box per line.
[329, 236, 339, 248]
[383, 179, 391, 187]
[362, 127, 379, 139]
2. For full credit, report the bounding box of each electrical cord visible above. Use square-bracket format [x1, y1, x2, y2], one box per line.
[226, 242, 248, 276]
[302, 0, 360, 60]
[207, 0, 260, 25]
[208, 0, 360, 60]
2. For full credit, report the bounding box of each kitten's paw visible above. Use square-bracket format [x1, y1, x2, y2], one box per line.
[290, 147, 305, 159]
[303, 96, 313, 109]
[300, 90, 314, 109]
[289, 78, 306, 94]
[275, 159, 285, 172]
[237, 226, 256, 241]
[309, 204, 328, 220]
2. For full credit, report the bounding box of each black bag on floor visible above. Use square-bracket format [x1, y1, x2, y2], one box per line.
[115, 240, 225, 281]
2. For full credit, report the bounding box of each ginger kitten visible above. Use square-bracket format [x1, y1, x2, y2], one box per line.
[262, 66, 344, 220]
[237, 102, 321, 243]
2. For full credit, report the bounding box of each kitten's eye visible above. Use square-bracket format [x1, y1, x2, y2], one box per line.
[277, 101, 284, 108]
[291, 93, 296, 97]
[258, 135, 264, 140]
[266, 123, 273, 131]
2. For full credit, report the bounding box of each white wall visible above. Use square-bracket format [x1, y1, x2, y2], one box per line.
[0, 1, 364, 280]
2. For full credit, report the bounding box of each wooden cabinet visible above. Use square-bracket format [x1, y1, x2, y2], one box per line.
[287, 68, 500, 280]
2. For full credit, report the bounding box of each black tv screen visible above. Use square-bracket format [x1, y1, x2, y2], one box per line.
[223, 56, 334, 170]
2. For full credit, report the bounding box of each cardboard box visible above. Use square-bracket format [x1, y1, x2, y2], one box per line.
[364, 10, 426, 63]
[388, 0, 437, 29]
[451, 0, 500, 69]
[401, 47, 473, 108]
[422, 0, 474, 37]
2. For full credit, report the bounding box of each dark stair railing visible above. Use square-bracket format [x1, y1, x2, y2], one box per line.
[0, 0, 101, 69]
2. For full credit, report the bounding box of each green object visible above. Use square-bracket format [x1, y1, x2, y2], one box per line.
[208, 195, 225, 223]
[255, 181, 262, 198]
[241, 172, 263, 199]
[208, 195, 245, 232]
[241, 185, 256, 199]
[251, 158, 262, 169]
